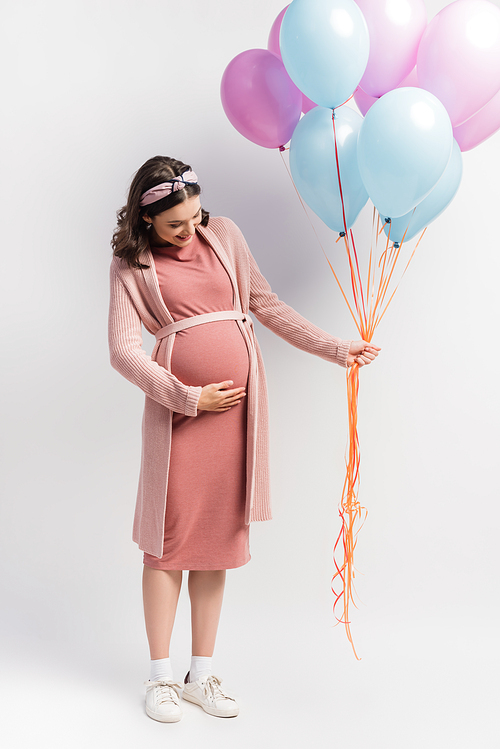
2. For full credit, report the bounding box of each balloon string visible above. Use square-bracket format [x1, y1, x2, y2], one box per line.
[369, 214, 419, 335]
[278, 145, 424, 658]
[350, 230, 368, 333]
[331, 363, 367, 660]
[366, 208, 377, 325]
[331, 113, 367, 659]
[371, 230, 394, 327]
[279, 149, 362, 335]
[338, 92, 356, 108]
[373, 228, 426, 329]
[332, 112, 349, 237]
[332, 113, 368, 336]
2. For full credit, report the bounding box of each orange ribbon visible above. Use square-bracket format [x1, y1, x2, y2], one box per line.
[280, 115, 424, 657]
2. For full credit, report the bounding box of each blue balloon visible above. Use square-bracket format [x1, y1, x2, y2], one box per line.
[384, 139, 463, 245]
[357, 87, 453, 218]
[280, 0, 369, 109]
[289, 105, 368, 233]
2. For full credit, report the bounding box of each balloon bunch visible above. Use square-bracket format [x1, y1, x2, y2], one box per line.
[221, 0, 500, 657]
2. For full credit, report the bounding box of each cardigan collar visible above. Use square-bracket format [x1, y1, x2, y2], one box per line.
[197, 223, 242, 312]
[138, 222, 242, 326]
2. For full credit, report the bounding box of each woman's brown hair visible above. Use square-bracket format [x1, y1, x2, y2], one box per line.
[111, 156, 209, 269]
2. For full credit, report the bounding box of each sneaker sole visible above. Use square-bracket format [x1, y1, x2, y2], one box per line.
[182, 692, 239, 718]
[145, 705, 182, 723]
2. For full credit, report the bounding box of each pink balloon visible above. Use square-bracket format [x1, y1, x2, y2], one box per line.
[401, 67, 419, 88]
[268, 5, 289, 58]
[417, 0, 500, 127]
[354, 86, 377, 116]
[354, 0, 427, 98]
[354, 67, 420, 116]
[453, 89, 500, 151]
[301, 93, 317, 113]
[268, 5, 317, 114]
[221, 49, 302, 149]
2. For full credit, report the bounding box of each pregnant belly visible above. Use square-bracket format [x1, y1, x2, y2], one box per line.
[170, 320, 249, 389]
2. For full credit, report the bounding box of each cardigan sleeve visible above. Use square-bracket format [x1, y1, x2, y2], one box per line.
[108, 262, 202, 416]
[247, 245, 352, 368]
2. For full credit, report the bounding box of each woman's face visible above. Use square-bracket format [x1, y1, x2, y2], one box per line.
[145, 195, 202, 247]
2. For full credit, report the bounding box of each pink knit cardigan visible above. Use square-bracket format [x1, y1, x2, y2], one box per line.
[109, 216, 351, 558]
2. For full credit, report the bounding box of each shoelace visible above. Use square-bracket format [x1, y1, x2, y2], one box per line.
[144, 679, 182, 704]
[202, 675, 235, 703]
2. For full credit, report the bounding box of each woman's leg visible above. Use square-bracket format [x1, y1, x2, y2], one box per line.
[183, 570, 239, 717]
[142, 567, 183, 659]
[188, 570, 226, 656]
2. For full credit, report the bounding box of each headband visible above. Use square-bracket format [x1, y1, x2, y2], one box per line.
[139, 170, 198, 207]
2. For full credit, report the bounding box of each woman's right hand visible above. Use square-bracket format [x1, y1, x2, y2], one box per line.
[347, 341, 381, 367]
[197, 381, 246, 412]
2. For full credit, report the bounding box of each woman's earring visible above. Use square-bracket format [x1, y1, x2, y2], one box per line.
[146, 222, 152, 230]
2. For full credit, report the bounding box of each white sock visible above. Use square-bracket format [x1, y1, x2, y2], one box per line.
[150, 657, 173, 682]
[189, 656, 212, 682]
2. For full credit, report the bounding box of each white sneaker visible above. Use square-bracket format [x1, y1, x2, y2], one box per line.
[144, 679, 183, 722]
[182, 672, 239, 718]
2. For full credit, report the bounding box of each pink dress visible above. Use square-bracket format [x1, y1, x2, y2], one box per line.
[142, 232, 251, 570]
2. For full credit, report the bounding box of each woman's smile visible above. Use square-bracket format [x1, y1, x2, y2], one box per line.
[146, 195, 202, 247]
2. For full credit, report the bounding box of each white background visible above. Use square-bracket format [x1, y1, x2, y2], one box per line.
[1, 1, 499, 747]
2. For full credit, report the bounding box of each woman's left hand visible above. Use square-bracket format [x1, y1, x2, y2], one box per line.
[347, 341, 381, 367]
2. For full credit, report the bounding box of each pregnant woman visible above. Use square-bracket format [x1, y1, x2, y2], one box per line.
[108, 155, 380, 723]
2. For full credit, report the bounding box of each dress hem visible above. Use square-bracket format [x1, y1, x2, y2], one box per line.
[142, 553, 251, 571]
